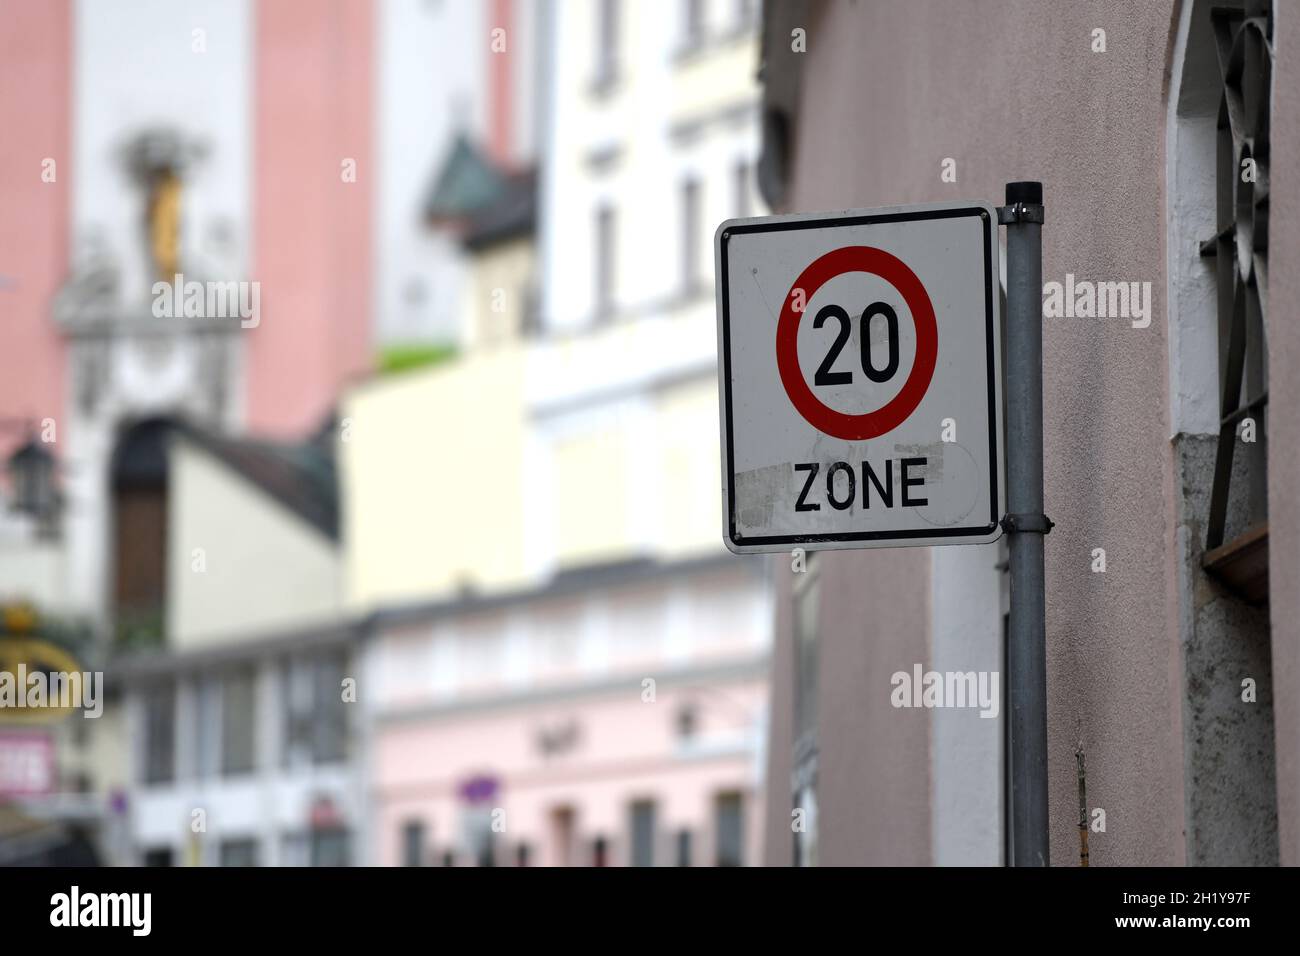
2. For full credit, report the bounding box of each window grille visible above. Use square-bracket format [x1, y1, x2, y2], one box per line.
[1201, 1, 1272, 555]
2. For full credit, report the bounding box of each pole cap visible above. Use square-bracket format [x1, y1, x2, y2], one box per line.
[1005, 181, 1043, 205]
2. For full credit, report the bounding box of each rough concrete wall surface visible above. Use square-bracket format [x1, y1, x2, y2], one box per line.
[1172, 434, 1276, 864]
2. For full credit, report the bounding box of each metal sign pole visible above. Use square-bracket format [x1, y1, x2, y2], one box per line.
[998, 181, 1051, 866]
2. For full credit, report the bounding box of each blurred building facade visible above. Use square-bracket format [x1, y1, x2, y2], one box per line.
[368, 555, 768, 867]
[3, 0, 772, 867]
[2, 0, 372, 862]
[376, 0, 541, 349]
[99, 0, 539, 867]
[755, 0, 1294, 866]
[116, 423, 361, 866]
[343, 0, 772, 865]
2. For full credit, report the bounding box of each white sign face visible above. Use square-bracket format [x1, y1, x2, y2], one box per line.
[715, 201, 1004, 553]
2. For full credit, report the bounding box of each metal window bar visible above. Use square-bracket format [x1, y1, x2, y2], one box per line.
[1199, 3, 1272, 551]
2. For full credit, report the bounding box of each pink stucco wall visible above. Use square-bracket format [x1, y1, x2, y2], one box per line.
[374, 680, 768, 866]
[0, 0, 68, 459]
[248, 0, 374, 437]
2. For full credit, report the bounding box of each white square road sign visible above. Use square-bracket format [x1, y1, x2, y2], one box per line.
[715, 201, 1005, 553]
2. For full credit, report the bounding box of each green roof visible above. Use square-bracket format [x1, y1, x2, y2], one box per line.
[424, 134, 506, 221]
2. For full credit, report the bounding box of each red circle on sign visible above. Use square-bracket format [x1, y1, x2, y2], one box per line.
[776, 246, 938, 441]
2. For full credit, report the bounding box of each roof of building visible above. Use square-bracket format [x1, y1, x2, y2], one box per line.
[109, 415, 339, 540]
[179, 425, 339, 542]
[422, 133, 536, 250]
[460, 167, 537, 251]
[423, 133, 506, 222]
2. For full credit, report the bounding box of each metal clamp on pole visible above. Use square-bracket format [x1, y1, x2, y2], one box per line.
[997, 203, 1045, 225]
[1000, 513, 1055, 535]
[1001, 180, 1051, 868]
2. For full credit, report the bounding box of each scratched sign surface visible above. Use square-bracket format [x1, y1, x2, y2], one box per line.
[714, 202, 1005, 553]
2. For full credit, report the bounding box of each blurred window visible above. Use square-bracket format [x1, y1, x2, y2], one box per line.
[142, 847, 172, 867]
[284, 659, 313, 767]
[682, 0, 705, 48]
[311, 828, 351, 867]
[521, 279, 542, 337]
[675, 703, 697, 741]
[551, 806, 576, 866]
[595, 204, 616, 320]
[221, 668, 257, 775]
[629, 800, 657, 866]
[460, 803, 498, 867]
[401, 820, 425, 867]
[734, 160, 751, 219]
[280, 833, 308, 867]
[313, 652, 349, 763]
[681, 178, 701, 294]
[219, 838, 259, 867]
[675, 828, 692, 867]
[476, 831, 496, 868]
[714, 792, 744, 866]
[141, 683, 175, 784]
[284, 652, 349, 767]
[594, 0, 620, 89]
[195, 677, 220, 779]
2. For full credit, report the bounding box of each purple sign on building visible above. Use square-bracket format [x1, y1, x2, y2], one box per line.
[457, 774, 499, 804]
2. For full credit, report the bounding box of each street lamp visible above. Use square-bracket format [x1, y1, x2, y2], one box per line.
[2, 423, 60, 538]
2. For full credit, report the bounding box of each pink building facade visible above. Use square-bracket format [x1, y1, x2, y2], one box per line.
[248, 0, 375, 437]
[368, 557, 771, 867]
[0, 0, 69, 462]
[0, 0, 378, 861]
[0, 0, 377, 625]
